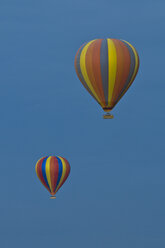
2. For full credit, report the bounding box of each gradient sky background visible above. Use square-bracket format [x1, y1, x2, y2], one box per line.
[0, 0, 165, 247]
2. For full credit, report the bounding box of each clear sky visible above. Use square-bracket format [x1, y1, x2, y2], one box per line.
[0, 0, 165, 247]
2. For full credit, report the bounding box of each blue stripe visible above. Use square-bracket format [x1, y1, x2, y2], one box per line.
[55, 157, 63, 190]
[41, 157, 50, 191]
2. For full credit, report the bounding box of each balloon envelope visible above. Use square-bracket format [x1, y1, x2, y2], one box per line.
[75, 38, 139, 114]
[35, 156, 70, 197]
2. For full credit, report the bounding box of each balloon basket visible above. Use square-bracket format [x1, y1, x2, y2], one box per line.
[103, 113, 114, 119]
[50, 196, 56, 199]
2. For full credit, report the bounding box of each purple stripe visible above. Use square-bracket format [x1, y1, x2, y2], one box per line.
[100, 39, 109, 106]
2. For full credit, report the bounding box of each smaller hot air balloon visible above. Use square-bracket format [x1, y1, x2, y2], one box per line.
[35, 156, 70, 199]
[74, 38, 140, 118]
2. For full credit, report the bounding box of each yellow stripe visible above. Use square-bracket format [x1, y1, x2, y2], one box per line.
[80, 40, 102, 106]
[54, 156, 66, 194]
[45, 156, 53, 192]
[107, 39, 117, 105]
[120, 40, 139, 96]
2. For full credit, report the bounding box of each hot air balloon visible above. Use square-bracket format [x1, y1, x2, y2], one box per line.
[74, 39, 139, 119]
[35, 156, 70, 199]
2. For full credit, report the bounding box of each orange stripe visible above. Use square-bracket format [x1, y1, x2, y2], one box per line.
[120, 52, 139, 98]
[85, 40, 103, 103]
[110, 39, 131, 107]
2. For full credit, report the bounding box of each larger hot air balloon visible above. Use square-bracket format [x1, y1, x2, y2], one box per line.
[75, 39, 139, 118]
[35, 156, 70, 199]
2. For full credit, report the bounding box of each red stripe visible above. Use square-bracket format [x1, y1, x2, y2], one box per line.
[36, 157, 50, 193]
[50, 156, 59, 194]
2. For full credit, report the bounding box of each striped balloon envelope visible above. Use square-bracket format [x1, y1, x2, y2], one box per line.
[35, 156, 70, 199]
[75, 38, 139, 119]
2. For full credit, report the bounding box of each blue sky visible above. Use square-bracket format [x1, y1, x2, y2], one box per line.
[0, 0, 165, 247]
